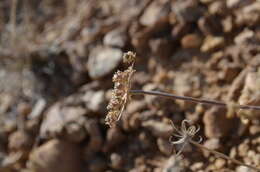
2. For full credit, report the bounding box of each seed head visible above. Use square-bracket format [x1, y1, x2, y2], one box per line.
[105, 52, 136, 127]
[169, 120, 202, 156]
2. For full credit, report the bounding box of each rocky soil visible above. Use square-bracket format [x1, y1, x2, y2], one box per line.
[0, 0, 260, 171]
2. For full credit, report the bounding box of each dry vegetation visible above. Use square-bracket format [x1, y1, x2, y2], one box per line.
[0, 0, 260, 172]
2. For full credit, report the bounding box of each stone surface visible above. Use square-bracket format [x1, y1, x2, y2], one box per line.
[87, 46, 122, 79]
[28, 139, 82, 172]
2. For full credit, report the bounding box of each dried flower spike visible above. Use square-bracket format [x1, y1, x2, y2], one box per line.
[105, 52, 136, 127]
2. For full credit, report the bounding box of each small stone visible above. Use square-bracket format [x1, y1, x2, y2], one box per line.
[222, 16, 233, 33]
[157, 138, 172, 156]
[84, 119, 103, 156]
[249, 125, 260, 135]
[234, 29, 254, 45]
[87, 46, 122, 79]
[203, 107, 232, 138]
[238, 140, 250, 157]
[172, 0, 203, 23]
[201, 36, 225, 52]
[40, 103, 87, 138]
[140, 1, 170, 26]
[227, 0, 253, 9]
[191, 162, 204, 171]
[103, 127, 125, 152]
[103, 28, 127, 48]
[214, 158, 226, 169]
[203, 138, 221, 157]
[28, 99, 46, 120]
[110, 153, 123, 169]
[64, 122, 86, 143]
[236, 166, 255, 172]
[142, 120, 173, 138]
[28, 139, 82, 172]
[181, 33, 202, 49]
[162, 156, 186, 172]
[82, 90, 106, 114]
[209, 1, 227, 15]
[17, 102, 32, 117]
[8, 131, 33, 152]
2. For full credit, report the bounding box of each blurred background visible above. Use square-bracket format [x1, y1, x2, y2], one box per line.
[0, 0, 260, 171]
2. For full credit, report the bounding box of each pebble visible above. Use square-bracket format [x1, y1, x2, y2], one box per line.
[110, 153, 123, 169]
[142, 120, 173, 138]
[203, 107, 232, 138]
[28, 139, 82, 172]
[157, 138, 172, 156]
[181, 33, 202, 49]
[201, 36, 225, 52]
[87, 46, 122, 79]
[103, 28, 127, 48]
[82, 90, 106, 114]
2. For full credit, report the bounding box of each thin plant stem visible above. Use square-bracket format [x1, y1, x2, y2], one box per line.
[190, 140, 260, 171]
[129, 90, 260, 111]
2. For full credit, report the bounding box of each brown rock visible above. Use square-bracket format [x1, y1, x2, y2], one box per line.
[203, 138, 221, 157]
[181, 34, 202, 49]
[140, 1, 170, 26]
[141, 120, 173, 138]
[203, 107, 232, 138]
[28, 139, 82, 172]
[8, 131, 33, 152]
[157, 138, 172, 156]
[149, 38, 173, 58]
[103, 127, 125, 152]
[84, 119, 103, 156]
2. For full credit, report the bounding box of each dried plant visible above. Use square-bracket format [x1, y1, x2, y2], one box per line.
[105, 51, 260, 171]
[105, 51, 260, 126]
[170, 120, 260, 171]
[169, 120, 202, 156]
[105, 52, 136, 127]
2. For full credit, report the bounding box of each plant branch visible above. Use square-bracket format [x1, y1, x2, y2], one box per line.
[130, 90, 260, 111]
[190, 140, 260, 171]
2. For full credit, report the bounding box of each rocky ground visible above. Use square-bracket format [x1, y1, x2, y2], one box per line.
[0, 0, 260, 171]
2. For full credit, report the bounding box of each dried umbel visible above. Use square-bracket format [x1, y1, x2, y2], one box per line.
[105, 52, 136, 127]
[170, 119, 260, 171]
[169, 120, 202, 156]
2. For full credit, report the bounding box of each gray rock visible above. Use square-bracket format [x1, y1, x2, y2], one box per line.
[40, 103, 87, 139]
[103, 28, 127, 48]
[87, 46, 122, 79]
[82, 90, 106, 114]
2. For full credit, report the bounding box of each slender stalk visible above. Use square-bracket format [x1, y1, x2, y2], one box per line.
[130, 90, 260, 111]
[190, 140, 260, 171]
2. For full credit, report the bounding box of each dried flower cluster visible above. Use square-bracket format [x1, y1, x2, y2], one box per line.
[170, 120, 260, 171]
[105, 52, 136, 127]
[169, 120, 202, 156]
